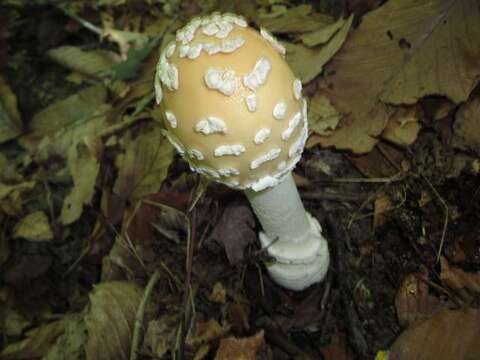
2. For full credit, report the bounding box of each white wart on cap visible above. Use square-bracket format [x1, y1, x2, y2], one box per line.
[155, 13, 307, 191]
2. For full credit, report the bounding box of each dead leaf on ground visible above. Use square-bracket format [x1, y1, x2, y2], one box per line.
[440, 256, 480, 293]
[299, 17, 347, 47]
[13, 211, 53, 241]
[209, 282, 227, 304]
[388, 308, 480, 360]
[212, 202, 256, 265]
[143, 314, 179, 359]
[44, 315, 87, 360]
[113, 123, 174, 202]
[317, 0, 480, 153]
[452, 97, 480, 156]
[381, 105, 423, 147]
[285, 15, 353, 84]
[60, 142, 101, 225]
[258, 5, 333, 34]
[307, 93, 342, 139]
[0, 75, 22, 143]
[394, 272, 446, 329]
[214, 330, 265, 360]
[47, 46, 120, 78]
[0, 319, 65, 359]
[84, 281, 143, 360]
[188, 319, 231, 347]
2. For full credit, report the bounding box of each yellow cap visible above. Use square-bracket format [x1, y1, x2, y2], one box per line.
[155, 13, 307, 191]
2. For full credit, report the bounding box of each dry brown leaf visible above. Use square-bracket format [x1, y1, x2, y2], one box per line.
[452, 97, 480, 156]
[307, 93, 342, 138]
[285, 15, 353, 84]
[388, 308, 480, 360]
[373, 192, 395, 229]
[0, 320, 65, 359]
[47, 46, 120, 77]
[394, 273, 445, 329]
[212, 203, 256, 265]
[440, 257, 480, 293]
[381, 105, 422, 146]
[143, 315, 179, 359]
[258, 5, 332, 34]
[317, 0, 480, 153]
[61, 142, 101, 225]
[0, 75, 22, 143]
[84, 281, 143, 360]
[189, 319, 231, 347]
[209, 282, 227, 304]
[214, 330, 264, 360]
[113, 123, 174, 202]
[299, 18, 346, 47]
[13, 211, 53, 242]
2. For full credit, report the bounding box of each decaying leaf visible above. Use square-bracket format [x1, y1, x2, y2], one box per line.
[143, 314, 179, 359]
[21, 85, 111, 159]
[214, 330, 265, 360]
[388, 308, 480, 360]
[47, 46, 120, 78]
[394, 273, 445, 329]
[307, 93, 342, 138]
[209, 282, 227, 304]
[212, 203, 256, 265]
[60, 142, 101, 225]
[114, 123, 174, 202]
[0, 319, 65, 359]
[13, 211, 53, 241]
[0, 74, 22, 143]
[258, 5, 333, 34]
[84, 281, 143, 360]
[188, 319, 231, 348]
[44, 315, 87, 360]
[317, 0, 480, 153]
[299, 18, 347, 47]
[285, 15, 353, 84]
[452, 97, 480, 156]
[440, 257, 480, 293]
[381, 105, 422, 146]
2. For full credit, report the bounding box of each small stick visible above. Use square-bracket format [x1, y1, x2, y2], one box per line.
[130, 270, 161, 360]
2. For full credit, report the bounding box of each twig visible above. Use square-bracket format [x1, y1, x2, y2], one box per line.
[130, 270, 161, 360]
[419, 174, 449, 263]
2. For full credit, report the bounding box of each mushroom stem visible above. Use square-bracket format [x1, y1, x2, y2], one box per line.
[245, 172, 329, 290]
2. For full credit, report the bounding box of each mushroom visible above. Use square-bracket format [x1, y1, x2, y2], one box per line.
[154, 13, 329, 290]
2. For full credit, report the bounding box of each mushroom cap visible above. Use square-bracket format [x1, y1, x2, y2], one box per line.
[155, 13, 308, 191]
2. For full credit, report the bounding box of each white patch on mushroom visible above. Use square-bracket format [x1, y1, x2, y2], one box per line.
[293, 79, 302, 100]
[187, 43, 203, 59]
[218, 167, 240, 176]
[214, 144, 246, 157]
[302, 98, 308, 120]
[277, 161, 287, 170]
[260, 28, 286, 56]
[162, 130, 185, 155]
[195, 167, 220, 178]
[165, 42, 176, 58]
[179, 45, 189, 58]
[195, 116, 227, 135]
[243, 57, 272, 91]
[254, 128, 271, 144]
[221, 36, 245, 53]
[249, 175, 279, 192]
[273, 102, 287, 120]
[188, 148, 204, 160]
[216, 21, 234, 38]
[288, 122, 308, 158]
[165, 111, 177, 128]
[202, 22, 219, 36]
[281, 112, 302, 140]
[159, 62, 179, 91]
[245, 94, 257, 112]
[203, 42, 221, 55]
[204, 68, 238, 96]
[250, 148, 281, 169]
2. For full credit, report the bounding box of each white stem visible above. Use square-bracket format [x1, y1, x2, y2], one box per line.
[245, 172, 329, 290]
